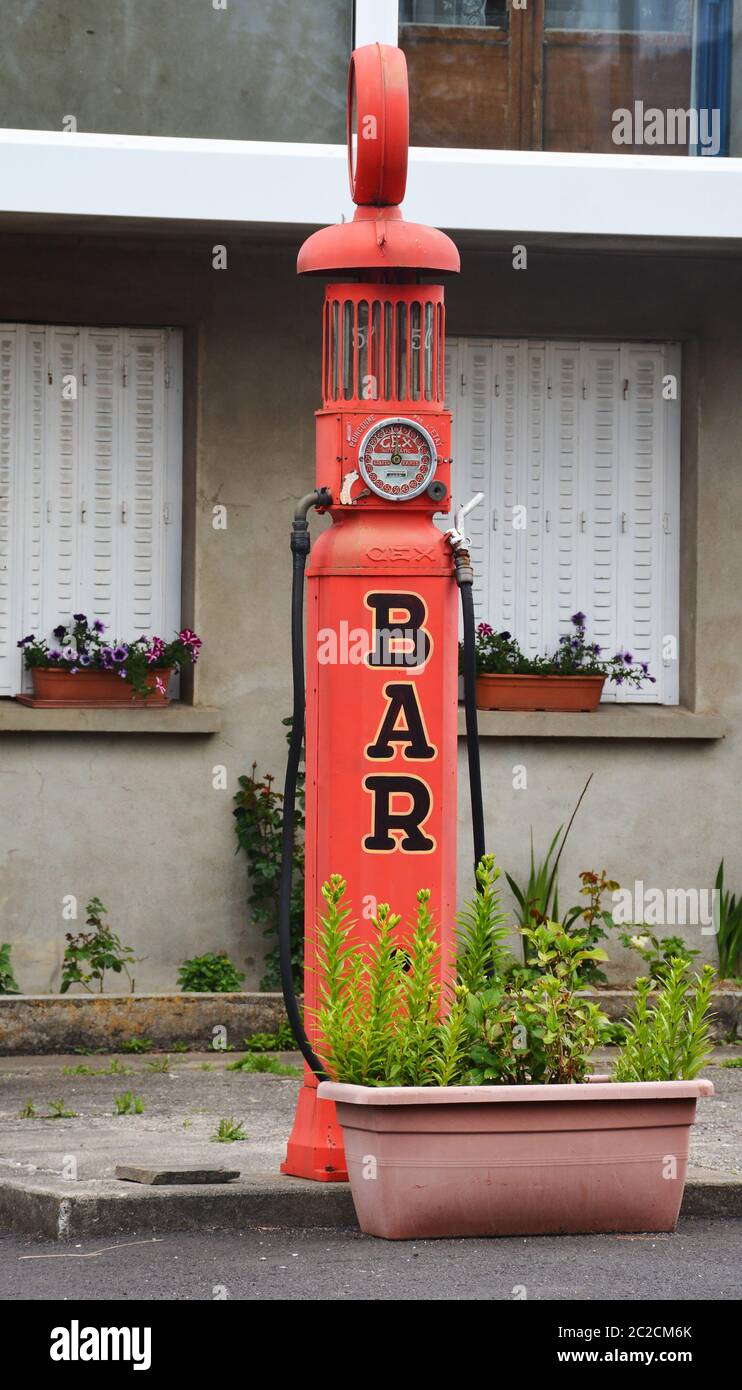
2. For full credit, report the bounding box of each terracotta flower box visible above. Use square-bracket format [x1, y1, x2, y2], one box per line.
[17, 667, 173, 709]
[476, 672, 606, 712]
[319, 1077, 713, 1240]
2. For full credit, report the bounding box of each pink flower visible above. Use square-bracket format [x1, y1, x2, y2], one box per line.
[154, 677, 167, 695]
[178, 628, 203, 663]
[146, 636, 166, 665]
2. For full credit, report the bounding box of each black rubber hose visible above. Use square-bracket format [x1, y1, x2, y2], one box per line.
[278, 493, 331, 1079]
[457, 555, 486, 880]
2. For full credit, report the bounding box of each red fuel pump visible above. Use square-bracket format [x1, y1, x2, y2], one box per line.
[279, 44, 484, 1182]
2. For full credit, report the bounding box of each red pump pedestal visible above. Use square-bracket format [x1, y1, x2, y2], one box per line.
[282, 44, 460, 1182]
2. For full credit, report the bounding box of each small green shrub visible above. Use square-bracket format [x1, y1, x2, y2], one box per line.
[0, 943, 20, 994]
[119, 1038, 153, 1054]
[177, 952, 245, 993]
[619, 929, 700, 984]
[613, 960, 716, 1081]
[243, 1021, 296, 1052]
[721, 1057, 742, 1069]
[233, 719, 304, 993]
[61, 898, 136, 994]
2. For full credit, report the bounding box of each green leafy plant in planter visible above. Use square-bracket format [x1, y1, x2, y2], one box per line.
[618, 929, 700, 984]
[19, 615, 202, 698]
[473, 612, 655, 688]
[0, 943, 20, 994]
[313, 856, 716, 1089]
[177, 952, 245, 993]
[614, 960, 716, 1082]
[314, 857, 611, 1087]
[233, 719, 304, 992]
[60, 898, 137, 994]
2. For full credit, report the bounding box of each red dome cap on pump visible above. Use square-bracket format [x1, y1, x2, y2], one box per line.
[297, 43, 460, 277]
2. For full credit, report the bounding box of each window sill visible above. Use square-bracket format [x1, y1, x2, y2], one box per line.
[0, 701, 222, 735]
[459, 706, 726, 741]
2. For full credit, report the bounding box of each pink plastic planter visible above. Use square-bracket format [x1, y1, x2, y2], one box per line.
[318, 1079, 713, 1240]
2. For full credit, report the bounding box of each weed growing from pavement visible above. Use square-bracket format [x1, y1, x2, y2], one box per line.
[46, 1099, 78, 1119]
[211, 1117, 247, 1142]
[227, 1054, 301, 1077]
[114, 1091, 144, 1115]
[119, 1038, 154, 1053]
[19, 1098, 36, 1118]
[721, 1057, 742, 1069]
[144, 1055, 171, 1072]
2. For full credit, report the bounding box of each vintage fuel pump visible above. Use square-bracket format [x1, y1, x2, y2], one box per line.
[279, 43, 485, 1182]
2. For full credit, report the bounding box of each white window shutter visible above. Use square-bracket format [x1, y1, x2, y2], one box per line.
[544, 342, 581, 645]
[616, 344, 671, 704]
[43, 328, 83, 637]
[492, 340, 520, 635]
[0, 323, 182, 696]
[79, 328, 121, 633]
[581, 343, 622, 699]
[0, 328, 20, 695]
[523, 345, 547, 657]
[460, 339, 493, 621]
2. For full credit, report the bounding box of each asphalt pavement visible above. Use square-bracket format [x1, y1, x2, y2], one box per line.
[1, 1218, 740, 1301]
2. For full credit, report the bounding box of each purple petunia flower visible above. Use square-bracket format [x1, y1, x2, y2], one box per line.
[73, 613, 87, 624]
[61, 645, 77, 661]
[79, 653, 91, 666]
[100, 647, 115, 669]
[47, 649, 62, 661]
[53, 625, 67, 641]
[590, 643, 603, 656]
[113, 644, 128, 662]
[16, 634, 35, 648]
[623, 652, 634, 665]
[571, 611, 587, 627]
[498, 631, 511, 641]
[93, 619, 106, 634]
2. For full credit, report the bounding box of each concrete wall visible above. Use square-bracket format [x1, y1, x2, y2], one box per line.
[0, 0, 351, 141]
[0, 228, 739, 992]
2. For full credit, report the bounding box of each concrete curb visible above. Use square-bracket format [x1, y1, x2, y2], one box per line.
[0, 992, 288, 1055]
[2, 990, 739, 1055]
[1, 1172, 738, 1241]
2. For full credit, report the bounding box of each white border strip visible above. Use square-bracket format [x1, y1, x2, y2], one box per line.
[355, 0, 399, 49]
[2, 128, 742, 240]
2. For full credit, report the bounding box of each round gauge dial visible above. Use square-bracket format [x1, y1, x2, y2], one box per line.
[358, 418, 437, 502]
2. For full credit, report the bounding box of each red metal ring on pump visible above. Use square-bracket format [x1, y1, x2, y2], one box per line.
[347, 43, 409, 207]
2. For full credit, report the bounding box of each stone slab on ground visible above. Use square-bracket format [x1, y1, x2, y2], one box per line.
[114, 1165, 241, 1185]
[0, 1049, 740, 1239]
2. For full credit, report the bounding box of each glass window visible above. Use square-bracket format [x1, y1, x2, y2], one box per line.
[545, 2, 692, 32]
[400, 1, 507, 26]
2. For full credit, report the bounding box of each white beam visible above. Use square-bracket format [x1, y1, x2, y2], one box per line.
[2, 128, 742, 243]
[354, 0, 399, 49]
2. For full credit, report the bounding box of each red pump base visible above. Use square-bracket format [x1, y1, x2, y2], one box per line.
[281, 1082, 348, 1182]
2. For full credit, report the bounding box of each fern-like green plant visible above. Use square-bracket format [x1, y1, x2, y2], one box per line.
[456, 856, 511, 990]
[614, 960, 716, 1081]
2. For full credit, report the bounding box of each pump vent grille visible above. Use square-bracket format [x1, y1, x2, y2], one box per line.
[323, 286, 445, 408]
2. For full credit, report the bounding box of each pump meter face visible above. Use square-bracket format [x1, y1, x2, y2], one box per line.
[358, 418, 437, 501]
